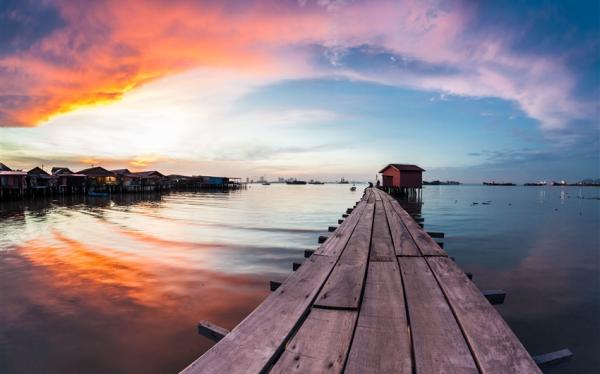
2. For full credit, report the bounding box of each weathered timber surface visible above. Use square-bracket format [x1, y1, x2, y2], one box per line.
[315, 199, 368, 257]
[181, 253, 338, 374]
[314, 202, 375, 309]
[270, 308, 357, 373]
[381, 195, 420, 256]
[381, 193, 446, 256]
[427, 257, 541, 373]
[369, 200, 396, 261]
[345, 261, 412, 373]
[181, 188, 539, 374]
[399, 256, 479, 373]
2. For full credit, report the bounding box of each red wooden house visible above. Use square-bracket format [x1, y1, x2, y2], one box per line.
[378, 163, 424, 197]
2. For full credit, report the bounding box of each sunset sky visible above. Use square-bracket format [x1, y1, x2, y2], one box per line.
[1, 0, 598, 182]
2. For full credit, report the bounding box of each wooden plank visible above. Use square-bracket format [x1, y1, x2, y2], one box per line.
[314, 202, 375, 309]
[427, 257, 541, 373]
[369, 200, 396, 261]
[384, 195, 447, 256]
[345, 261, 412, 374]
[314, 199, 367, 257]
[398, 257, 478, 373]
[270, 308, 357, 373]
[180, 253, 339, 374]
[367, 191, 375, 203]
[381, 196, 421, 256]
[198, 321, 229, 342]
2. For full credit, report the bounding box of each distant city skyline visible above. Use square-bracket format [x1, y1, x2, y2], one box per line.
[1, 0, 598, 183]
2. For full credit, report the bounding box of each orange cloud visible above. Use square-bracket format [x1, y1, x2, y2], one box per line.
[0, 0, 328, 126]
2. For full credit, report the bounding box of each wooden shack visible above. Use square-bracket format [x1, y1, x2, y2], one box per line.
[52, 167, 86, 193]
[132, 170, 166, 191]
[379, 163, 424, 197]
[0, 162, 27, 199]
[27, 166, 55, 193]
[111, 169, 142, 192]
[77, 166, 117, 191]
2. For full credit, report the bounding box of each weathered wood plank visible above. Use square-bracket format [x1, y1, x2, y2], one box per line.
[198, 321, 229, 342]
[427, 257, 541, 373]
[398, 257, 478, 373]
[270, 308, 357, 373]
[367, 191, 375, 203]
[384, 195, 446, 256]
[314, 202, 375, 309]
[180, 253, 338, 374]
[345, 261, 412, 374]
[380, 195, 421, 256]
[369, 200, 396, 261]
[314, 200, 367, 257]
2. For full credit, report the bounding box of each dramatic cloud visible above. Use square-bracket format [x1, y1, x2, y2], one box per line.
[1, 0, 596, 134]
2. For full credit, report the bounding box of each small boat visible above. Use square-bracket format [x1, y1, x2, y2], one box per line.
[483, 181, 516, 186]
[350, 184, 357, 191]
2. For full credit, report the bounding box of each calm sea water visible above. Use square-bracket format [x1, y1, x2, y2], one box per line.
[0, 184, 598, 373]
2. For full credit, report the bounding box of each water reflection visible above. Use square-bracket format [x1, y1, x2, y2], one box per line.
[1, 185, 598, 373]
[0, 186, 362, 373]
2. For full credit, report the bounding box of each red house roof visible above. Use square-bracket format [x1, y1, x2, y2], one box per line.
[379, 164, 425, 173]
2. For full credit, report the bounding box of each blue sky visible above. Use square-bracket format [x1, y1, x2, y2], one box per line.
[0, 0, 598, 182]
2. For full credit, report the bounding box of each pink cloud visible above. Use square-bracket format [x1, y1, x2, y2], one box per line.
[0, 0, 587, 133]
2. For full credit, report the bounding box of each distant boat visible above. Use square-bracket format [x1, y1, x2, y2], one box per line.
[339, 177, 349, 184]
[483, 182, 516, 186]
[308, 180, 324, 185]
[524, 181, 547, 186]
[350, 185, 357, 191]
[552, 181, 567, 186]
[285, 180, 307, 185]
[88, 191, 109, 197]
[261, 182, 271, 185]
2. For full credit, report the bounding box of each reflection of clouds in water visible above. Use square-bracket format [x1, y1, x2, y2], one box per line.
[0, 185, 360, 373]
[0, 237, 268, 373]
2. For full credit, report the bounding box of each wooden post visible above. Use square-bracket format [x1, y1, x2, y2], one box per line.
[269, 281, 281, 291]
[338, 219, 344, 224]
[304, 249, 315, 258]
[533, 349, 573, 367]
[483, 290, 506, 305]
[427, 232, 445, 238]
[292, 262, 301, 271]
[197, 321, 230, 342]
[318, 235, 328, 244]
[328, 226, 337, 232]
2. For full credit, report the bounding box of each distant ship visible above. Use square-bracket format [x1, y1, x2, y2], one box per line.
[286, 179, 307, 185]
[423, 180, 461, 185]
[524, 181, 547, 186]
[339, 177, 349, 184]
[552, 181, 567, 186]
[261, 182, 271, 185]
[483, 181, 516, 186]
[308, 180, 324, 185]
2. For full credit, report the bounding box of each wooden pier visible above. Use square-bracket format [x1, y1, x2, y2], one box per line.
[181, 187, 541, 373]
